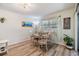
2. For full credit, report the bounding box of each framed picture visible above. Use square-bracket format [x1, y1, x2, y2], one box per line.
[63, 17, 71, 29]
[22, 21, 33, 27]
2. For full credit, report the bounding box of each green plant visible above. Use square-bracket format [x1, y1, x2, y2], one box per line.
[63, 34, 73, 46]
[0, 17, 5, 23]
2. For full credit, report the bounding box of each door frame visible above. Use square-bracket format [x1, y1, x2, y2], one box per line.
[75, 12, 78, 51]
[75, 3, 79, 51]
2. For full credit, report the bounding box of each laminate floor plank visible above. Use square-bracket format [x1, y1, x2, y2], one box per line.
[30, 50, 42, 56]
[47, 44, 58, 56]
[63, 48, 70, 56]
[54, 45, 65, 56]
[70, 50, 78, 56]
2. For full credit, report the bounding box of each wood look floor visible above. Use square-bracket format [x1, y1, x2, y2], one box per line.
[4, 40, 78, 56]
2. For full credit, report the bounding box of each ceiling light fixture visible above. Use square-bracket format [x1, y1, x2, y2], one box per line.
[23, 3, 32, 9]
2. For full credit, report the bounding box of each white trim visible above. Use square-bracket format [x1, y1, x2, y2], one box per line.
[74, 3, 78, 51]
[75, 12, 78, 51]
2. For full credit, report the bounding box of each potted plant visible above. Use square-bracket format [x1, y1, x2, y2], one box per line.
[0, 17, 5, 23]
[63, 34, 73, 49]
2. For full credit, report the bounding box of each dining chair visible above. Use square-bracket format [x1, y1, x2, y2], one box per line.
[38, 34, 49, 52]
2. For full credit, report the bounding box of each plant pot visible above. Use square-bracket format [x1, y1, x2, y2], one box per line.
[66, 45, 73, 49]
[64, 42, 73, 49]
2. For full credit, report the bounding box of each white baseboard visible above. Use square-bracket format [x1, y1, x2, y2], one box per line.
[53, 42, 65, 46]
[8, 37, 31, 46]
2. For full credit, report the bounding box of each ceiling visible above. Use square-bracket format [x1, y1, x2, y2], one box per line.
[0, 3, 75, 17]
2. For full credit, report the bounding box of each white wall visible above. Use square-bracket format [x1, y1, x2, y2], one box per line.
[0, 9, 34, 45]
[43, 7, 75, 45]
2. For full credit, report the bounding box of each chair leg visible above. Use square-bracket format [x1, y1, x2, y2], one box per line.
[46, 44, 48, 51]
